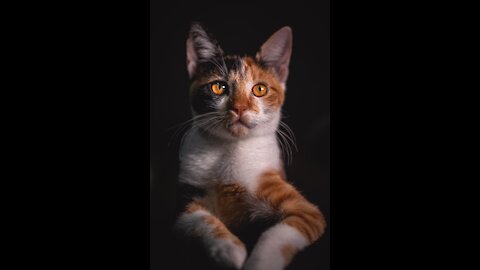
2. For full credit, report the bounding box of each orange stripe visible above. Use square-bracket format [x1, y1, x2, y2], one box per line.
[184, 199, 245, 248]
[185, 200, 205, 213]
[256, 170, 327, 243]
[202, 214, 244, 247]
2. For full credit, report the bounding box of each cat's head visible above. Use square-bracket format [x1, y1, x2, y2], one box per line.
[186, 23, 292, 140]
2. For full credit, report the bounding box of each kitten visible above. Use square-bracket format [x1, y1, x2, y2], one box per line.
[174, 23, 326, 270]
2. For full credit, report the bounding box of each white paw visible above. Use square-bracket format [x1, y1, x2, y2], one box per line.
[242, 249, 285, 270]
[209, 238, 247, 269]
[243, 258, 284, 270]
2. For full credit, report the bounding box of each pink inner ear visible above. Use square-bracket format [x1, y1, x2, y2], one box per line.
[258, 27, 292, 83]
[186, 38, 197, 79]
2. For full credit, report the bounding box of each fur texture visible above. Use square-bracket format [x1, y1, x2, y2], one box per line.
[174, 23, 326, 270]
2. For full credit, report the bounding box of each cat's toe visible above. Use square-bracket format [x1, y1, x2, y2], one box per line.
[210, 238, 247, 269]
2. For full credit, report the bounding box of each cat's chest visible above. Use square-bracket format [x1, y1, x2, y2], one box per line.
[179, 131, 281, 192]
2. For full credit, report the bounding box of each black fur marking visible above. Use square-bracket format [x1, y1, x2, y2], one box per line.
[189, 55, 246, 115]
[193, 60, 228, 81]
[224, 56, 243, 74]
[191, 82, 228, 115]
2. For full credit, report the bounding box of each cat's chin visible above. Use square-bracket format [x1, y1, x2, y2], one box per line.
[227, 122, 250, 138]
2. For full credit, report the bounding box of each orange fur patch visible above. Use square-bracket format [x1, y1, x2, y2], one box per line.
[184, 199, 245, 247]
[213, 183, 249, 228]
[184, 184, 251, 229]
[230, 87, 260, 113]
[244, 57, 285, 110]
[202, 214, 244, 247]
[185, 200, 205, 213]
[256, 170, 326, 243]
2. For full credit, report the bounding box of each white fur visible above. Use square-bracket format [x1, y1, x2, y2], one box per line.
[179, 127, 281, 193]
[243, 223, 309, 270]
[176, 209, 247, 269]
[209, 237, 247, 269]
[176, 209, 210, 233]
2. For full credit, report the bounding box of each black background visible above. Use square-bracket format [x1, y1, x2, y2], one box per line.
[8, 0, 466, 269]
[150, 1, 330, 269]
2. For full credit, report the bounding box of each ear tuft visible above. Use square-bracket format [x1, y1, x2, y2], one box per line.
[186, 22, 223, 78]
[256, 26, 292, 83]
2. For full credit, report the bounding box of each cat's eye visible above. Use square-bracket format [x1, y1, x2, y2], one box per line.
[252, 84, 268, 97]
[210, 81, 227, 95]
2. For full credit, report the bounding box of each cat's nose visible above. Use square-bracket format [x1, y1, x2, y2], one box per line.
[232, 103, 248, 116]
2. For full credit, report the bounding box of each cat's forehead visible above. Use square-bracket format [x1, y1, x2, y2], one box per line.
[223, 55, 244, 74]
[222, 55, 254, 81]
[222, 55, 274, 84]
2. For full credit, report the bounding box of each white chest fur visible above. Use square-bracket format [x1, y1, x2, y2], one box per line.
[178, 128, 282, 193]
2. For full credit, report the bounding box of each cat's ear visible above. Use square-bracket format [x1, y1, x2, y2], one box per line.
[256, 26, 292, 83]
[186, 23, 223, 79]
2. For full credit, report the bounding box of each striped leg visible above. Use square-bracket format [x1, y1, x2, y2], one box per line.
[175, 201, 247, 269]
[243, 171, 326, 270]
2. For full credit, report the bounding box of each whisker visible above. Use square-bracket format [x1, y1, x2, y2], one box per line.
[179, 126, 194, 149]
[277, 129, 294, 162]
[186, 114, 224, 138]
[209, 57, 228, 78]
[166, 112, 218, 131]
[196, 117, 223, 136]
[279, 121, 298, 152]
[279, 121, 296, 142]
[277, 130, 292, 165]
[167, 112, 222, 147]
[202, 119, 222, 135]
[276, 131, 288, 165]
[179, 117, 217, 148]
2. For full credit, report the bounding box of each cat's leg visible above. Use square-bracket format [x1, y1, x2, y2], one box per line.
[243, 171, 326, 270]
[175, 200, 247, 269]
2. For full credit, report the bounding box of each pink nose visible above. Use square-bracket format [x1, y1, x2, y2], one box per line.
[232, 103, 247, 116]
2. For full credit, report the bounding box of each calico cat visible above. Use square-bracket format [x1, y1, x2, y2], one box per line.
[174, 23, 326, 270]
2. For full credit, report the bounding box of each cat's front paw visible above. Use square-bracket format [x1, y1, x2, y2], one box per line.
[242, 258, 282, 270]
[209, 238, 247, 269]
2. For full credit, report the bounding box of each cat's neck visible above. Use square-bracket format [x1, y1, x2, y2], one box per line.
[196, 127, 277, 146]
[179, 127, 282, 192]
[179, 126, 281, 160]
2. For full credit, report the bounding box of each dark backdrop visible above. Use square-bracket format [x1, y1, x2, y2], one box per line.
[15, 2, 452, 270]
[150, 1, 330, 269]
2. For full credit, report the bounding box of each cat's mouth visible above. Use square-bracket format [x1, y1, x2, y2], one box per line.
[225, 114, 254, 137]
[228, 118, 250, 128]
[226, 121, 249, 137]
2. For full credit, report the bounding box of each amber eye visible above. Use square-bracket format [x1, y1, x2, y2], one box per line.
[252, 84, 268, 97]
[211, 81, 227, 95]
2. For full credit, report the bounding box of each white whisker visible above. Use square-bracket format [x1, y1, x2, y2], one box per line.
[167, 112, 223, 147]
[276, 120, 298, 165]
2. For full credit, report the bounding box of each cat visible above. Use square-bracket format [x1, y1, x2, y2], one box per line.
[174, 23, 326, 270]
